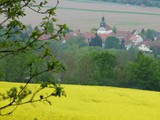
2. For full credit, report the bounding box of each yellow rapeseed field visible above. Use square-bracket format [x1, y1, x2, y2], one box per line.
[0, 82, 160, 120]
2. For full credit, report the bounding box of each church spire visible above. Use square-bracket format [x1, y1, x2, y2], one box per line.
[100, 16, 106, 28]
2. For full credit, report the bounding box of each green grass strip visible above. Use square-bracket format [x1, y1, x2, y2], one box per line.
[43, 6, 160, 16]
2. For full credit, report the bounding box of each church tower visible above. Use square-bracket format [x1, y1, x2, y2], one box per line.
[100, 16, 106, 28]
[97, 16, 112, 34]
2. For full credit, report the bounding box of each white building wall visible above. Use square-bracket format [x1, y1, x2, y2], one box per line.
[138, 44, 152, 52]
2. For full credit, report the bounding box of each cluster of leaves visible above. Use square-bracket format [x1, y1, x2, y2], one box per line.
[0, 0, 67, 116]
[0, 82, 66, 115]
[0, 86, 31, 104]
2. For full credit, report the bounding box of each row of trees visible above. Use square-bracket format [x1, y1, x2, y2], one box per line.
[98, 0, 160, 8]
[2, 32, 160, 91]
[140, 29, 159, 41]
[89, 35, 124, 49]
[50, 38, 160, 91]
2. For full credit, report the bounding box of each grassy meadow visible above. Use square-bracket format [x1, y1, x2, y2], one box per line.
[0, 82, 160, 120]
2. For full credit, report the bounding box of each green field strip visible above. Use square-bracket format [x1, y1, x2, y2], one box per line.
[43, 6, 160, 16]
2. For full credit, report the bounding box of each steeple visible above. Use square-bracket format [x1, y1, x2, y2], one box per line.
[100, 16, 106, 28]
[97, 16, 112, 34]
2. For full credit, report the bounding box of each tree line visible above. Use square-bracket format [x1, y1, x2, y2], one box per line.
[56, 38, 160, 91]
[97, 0, 160, 8]
[1, 32, 160, 91]
[50, 38, 160, 91]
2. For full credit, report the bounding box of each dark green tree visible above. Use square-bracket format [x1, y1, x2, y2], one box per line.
[105, 36, 120, 49]
[117, 52, 160, 90]
[76, 52, 96, 85]
[90, 28, 98, 34]
[140, 28, 157, 41]
[90, 50, 116, 85]
[146, 29, 156, 41]
[112, 26, 117, 33]
[66, 36, 87, 48]
[120, 39, 125, 49]
[89, 34, 102, 47]
[133, 52, 160, 90]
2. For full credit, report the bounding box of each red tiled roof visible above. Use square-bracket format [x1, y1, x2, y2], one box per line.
[113, 31, 131, 41]
[106, 24, 112, 31]
[72, 30, 82, 36]
[150, 40, 160, 47]
[136, 40, 160, 49]
[97, 33, 112, 41]
[83, 32, 96, 39]
[63, 30, 83, 40]
[64, 32, 74, 40]
[114, 31, 130, 36]
[141, 41, 151, 46]
[130, 34, 139, 41]
[136, 40, 151, 47]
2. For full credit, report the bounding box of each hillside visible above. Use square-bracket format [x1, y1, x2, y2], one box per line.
[1, 0, 159, 32]
[54, 0, 160, 32]
[1, 0, 160, 32]
[0, 82, 160, 120]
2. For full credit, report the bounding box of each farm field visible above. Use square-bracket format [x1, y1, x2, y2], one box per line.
[0, 82, 160, 120]
[31, 0, 160, 32]
[54, 0, 160, 32]
[1, 0, 160, 32]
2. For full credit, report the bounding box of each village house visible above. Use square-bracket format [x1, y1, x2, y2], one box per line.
[39, 16, 160, 53]
[137, 41, 152, 52]
[130, 30, 143, 45]
[94, 17, 145, 50]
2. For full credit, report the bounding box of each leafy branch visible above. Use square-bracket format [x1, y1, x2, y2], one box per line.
[0, 0, 67, 115]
